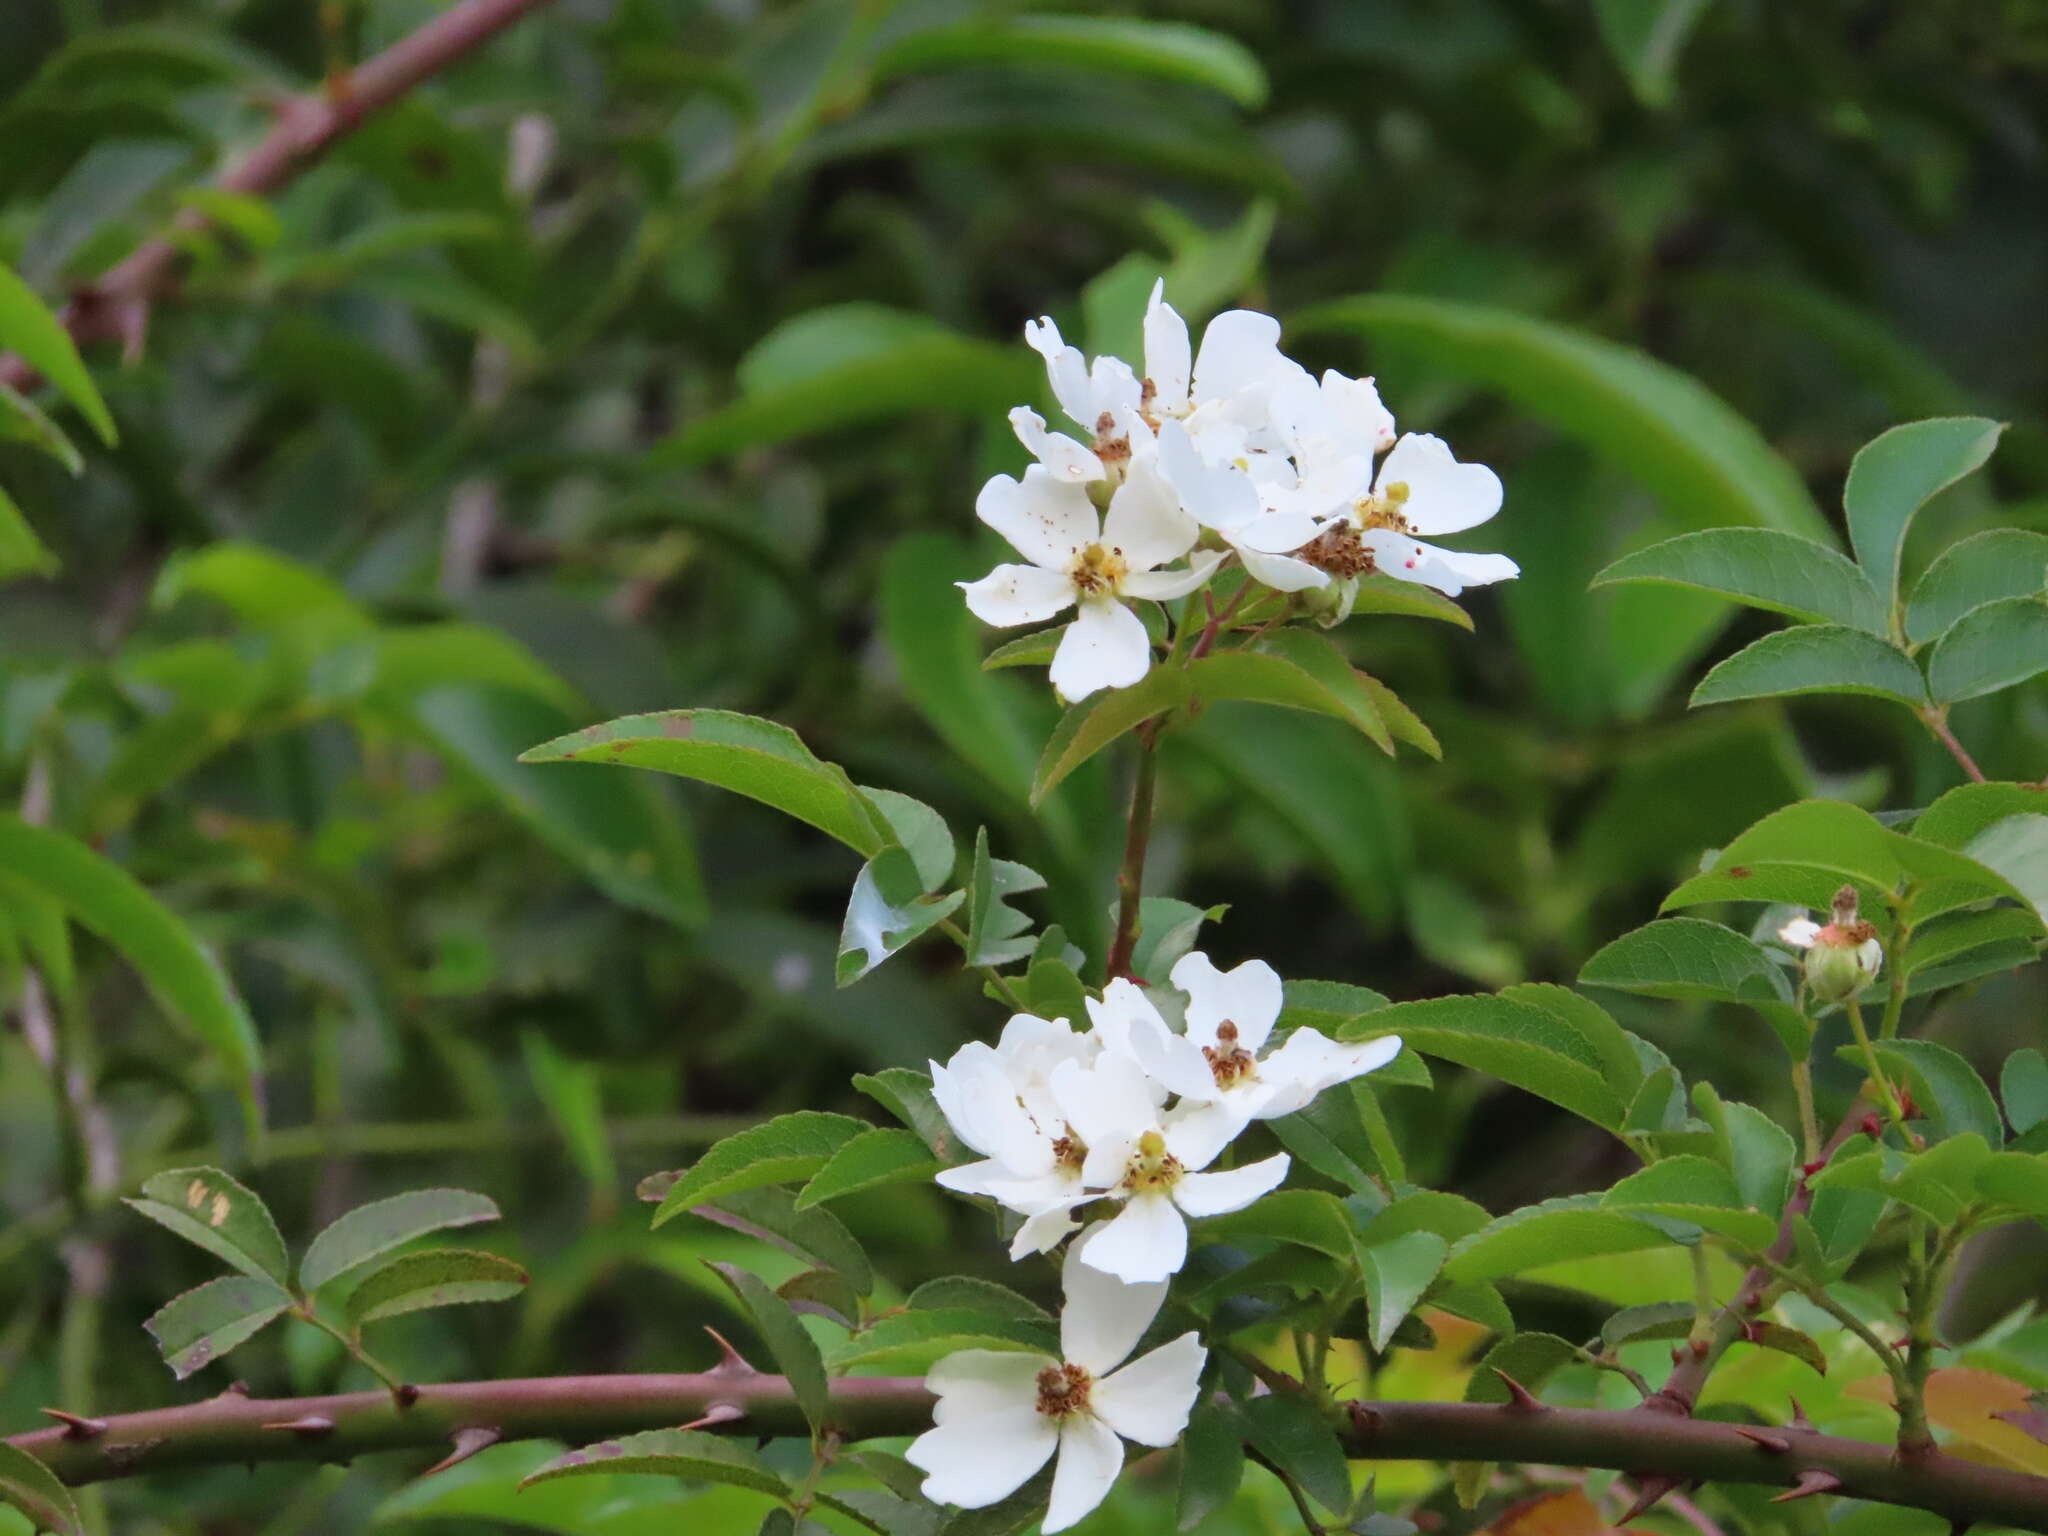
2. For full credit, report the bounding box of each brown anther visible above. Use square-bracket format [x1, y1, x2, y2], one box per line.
[1291, 521, 1374, 578]
[704, 1327, 761, 1377]
[1490, 1369, 1549, 1413]
[1735, 1426, 1793, 1453]
[678, 1402, 746, 1432]
[1770, 1469, 1844, 1503]
[40, 1408, 107, 1440]
[1035, 1362, 1093, 1420]
[262, 1416, 336, 1437]
[422, 1425, 502, 1476]
[1050, 1133, 1086, 1171]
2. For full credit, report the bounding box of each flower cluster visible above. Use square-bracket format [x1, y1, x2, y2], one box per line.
[962, 282, 1517, 700]
[910, 952, 1403, 1527]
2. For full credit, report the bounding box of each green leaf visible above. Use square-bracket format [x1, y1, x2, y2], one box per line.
[519, 709, 887, 857]
[1354, 669, 1443, 758]
[1356, 1230, 1449, 1351]
[2004, 1049, 2048, 1135]
[1291, 297, 1832, 547]
[521, 1030, 617, 1195]
[905, 1276, 1051, 1323]
[1963, 815, 2048, 926]
[1843, 416, 2005, 607]
[1926, 595, 2048, 703]
[876, 15, 1266, 106]
[1976, 1152, 2048, 1217]
[1453, 1332, 1580, 1504]
[0, 260, 116, 445]
[707, 1262, 830, 1434]
[1269, 1084, 1383, 1193]
[1601, 1156, 1780, 1248]
[520, 1429, 789, 1495]
[0, 379, 83, 474]
[344, 1248, 527, 1327]
[1592, 528, 1886, 632]
[1749, 1322, 1830, 1377]
[863, 788, 956, 892]
[127, 1167, 289, 1287]
[0, 1441, 82, 1536]
[1498, 983, 1647, 1103]
[1443, 1198, 1675, 1284]
[0, 482, 58, 580]
[1198, 1190, 1355, 1260]
[143, 1274, 291, 1379]
[827, 1308, 1055, 1374]
[651, 1112, 870, 1227]
[1906, 529, 2048, 645]
[1239, 1392, 1350, 1517]
[852, 1068, 956, 1155]
[1593, 0, 1712, 108]
[1578, 918, 1790, 1004]
[691, 1187, 873, 1298]
[1903, 907, 2044, 974]
[1127, 896, 1225, 988]
[300, 1189, 500, 1293]
[0, 818, 260, 1104]
[796, 1127, 942, 1208]
[1601, 1301, 1695, 1347]
[1690, 624, 1926, 709]
[154, 542, 370, 634]
[1341, 995, 1628, 1130]
[1189, 645, 1391, 754]
[836, 845, 965, 985]
[1721, 1100, 1798, 1218]
[1857, 1039, 2004, 1146]
[1176, 1401, 1246, 1532]
[1031, 667, 1190, 806]
[1912, 782, 2048, 849]
[962, 828, 1044, 969]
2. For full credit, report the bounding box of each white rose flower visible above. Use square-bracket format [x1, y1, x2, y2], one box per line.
[1302, 432, 1519, 598]
[959, 460, 1223, 701]
[905, 1229, 1207, 1532]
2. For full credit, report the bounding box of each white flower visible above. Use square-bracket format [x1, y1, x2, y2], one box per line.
[1048, 1041, 1290, 1283]
[1125, 952, 1404, 1149]
[1313, 433, 1519, 598]
[906, 1229, 1207, 1532]
[1157, 418, 1333, 593]
[960, 461, 1224, 701]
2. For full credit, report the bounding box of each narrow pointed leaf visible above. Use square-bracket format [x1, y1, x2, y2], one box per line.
[1356, 1229, 1449, 1352]
[0, 261, 117, 444]
[0, 1441, 83, 1535]
[1032, 667, 1191, 805]
[796, 1127, 943, 1208]
[521, 1428, 790, 1494]
[707, 1262, 831, 1433]
[650, 1112, 870, 1227]
[1579, 917, 1789, 1003]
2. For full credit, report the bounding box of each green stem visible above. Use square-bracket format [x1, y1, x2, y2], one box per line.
[1753, 1252, 1911, 1397]
[1843, 997, 1908, 1133]
[1790, 1059, 1822, 1163]
[294, 1307, 406, 1397]
[1103, 737, 1161, 983]
[937, 918, 1029, 1011]
[1879, 930, 1913, 1042]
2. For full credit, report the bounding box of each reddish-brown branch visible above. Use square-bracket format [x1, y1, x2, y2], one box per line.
[11, 1375, 2048, 1530]
[1920, 708, 1988, 784]
[0, 0, 559, 393]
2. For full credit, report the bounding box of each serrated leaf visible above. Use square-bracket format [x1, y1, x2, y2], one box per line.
[694, 1185, 873, 1297]
[300, 1189, 500, 1293]
[1578, 917, 1790, 1004]
[2004, 1049, 2048, 1135]
[1189, 647, 1391, 754]
[906, 1276, 1052, 1323]
[778, 1267, 860, 1327]
[1240, 1392, 1350, 1516]
[1341, 995, 1627, 1130]
[1601, 1300, 1696, 1346]
[708, 1261, 830, 1434]
[1721, 1100, 1797, 1218]
[1927, 595, 2048, 704]
[836, 845, 964, 984]
[0, 1441, 82, 1536]
[143, 1274, 291, 1379]
[1592, 528, 1886, 632]
[651, 1112, 870, 1227]
[1977, 1152, 2048, 1217]
[1356, 1230, 1448, 1352]
[128, 1167, 289, 1286]
[520, 1428, 789, 1494]
[1844, 416, 2005, 606]
[1199, 1190, 1354, 1260]
[1126, 896, 1225, 988]
[796, 1127, 942, 1208]
[827, 1307, 1056, 1374]
[1176, 1400, 1246, 1532]
[518, 709, 887, 856]
[1856, 1039, 2003, 1146]
[1031, 667, 1190, 805]
[1963, 815, 2048, 927]
[344, 1248, 527, 1327]
[863, 787, 956, 892]
[1602, 1155, 1779, 1248]
[1443, 1197, 1675, 1284]
[1690, 623, 1926, 709]
[852, 1068, 955, 1156]
[1907, 529, 2048, 644]
[0, 260, 116, 445]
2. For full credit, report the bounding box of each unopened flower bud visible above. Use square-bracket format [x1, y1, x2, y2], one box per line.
[1780, 885, 1882, 1002]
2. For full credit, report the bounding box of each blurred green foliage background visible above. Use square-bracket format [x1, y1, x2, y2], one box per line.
[2, 0, 2046, 1530]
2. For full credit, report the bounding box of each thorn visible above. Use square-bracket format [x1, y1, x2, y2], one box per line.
[1614, 1475, 1683, 1524]
[1347, 1402, 1383, 1438]
[1788, 1397, 1814, 1431]
[704, 1327, 761, 1378]
[422, 1426, 501, 1476]
[219, 1381, 251, 1398]
[1735, 1426, 1792, 1453]
[261, 1416, 336, 1437]
[678, 1401, 746, 1432]
[1771, 1469, 1844, 1503]
[39, 1409, 107, 1440]
[1490, 1369, 1549, 1412]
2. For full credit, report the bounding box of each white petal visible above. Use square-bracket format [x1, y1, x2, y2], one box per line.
[1157, 419, 1259, 533]
[959, 563, 1076, 628]
[1234, 509, 1330, 555]
[1160, 1098, 1249, 1172]
[1322, 370, 1396, 452]
[1080, 1190, 1187, 1284]
[1104, 460, 1198, 574]
[1052, 1051, 1160, 1149]
[943, 1046, 1055, 1173]
[1173, 1151, 1290, 1218]
[1192, 309, 1285, 403]
[1780, 918, 1822, 949]
[1088, 355, 1144, 421]
[1143, 279, 1192, 412]
[1025, 316, 1094, 430]
[1122, 548, 1224, 601]
[1128, 1025, 1220, 1105]
[1254, 1029, 1403, 1118]
[979, 1168, 1086, 1217]
[1010, 406, 1105, 483]
[1093, 1332, 1207, 1447]
[1374, 433, 1502, 535]
[1085, 978, 1170, 1060]
[1049, 596, 1152, 701]
[1080, 1133, 1137, 1191]
[977, 467, 1098, 570]
[934, 1159, 1012, 1198]
[1062, 1228, 1168, 1375]
[1009, 1201, 1084, 1259]
[1043, 1414, 1124, 1534]
[910, 1402, 1059, 1509]
[925, 1348, 1053, 1422]
[1239, 544, 1331, 593]
[1356, 529, 1517, 597]
[1171, 951, 1283, 1053]
[1857, 937, 1884, 975]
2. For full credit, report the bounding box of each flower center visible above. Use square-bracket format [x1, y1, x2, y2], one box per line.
[1291, 520, 1375, 577]
[1092, 410, 1134, 465]
[1123, 1129, 1183, 1194]
[1035, 1361, 1093, 1420]
[1351, 480, 1412, 533]
[1202, 1020, 1258, 1089]
[1817, 919, 1878, 948]
[1050, 1129, 1088, 1172]
[1071, 542, 1129, 594]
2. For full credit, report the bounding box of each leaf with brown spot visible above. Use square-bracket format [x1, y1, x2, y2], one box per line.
[143, 1274, 291, 1380]
[127, 1167, 290, 1287]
